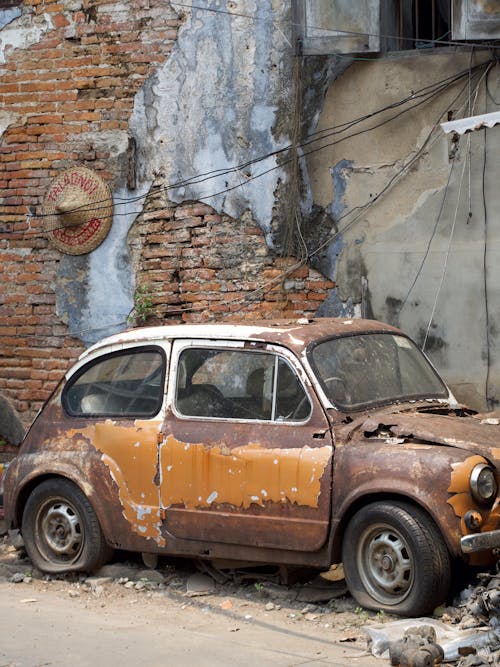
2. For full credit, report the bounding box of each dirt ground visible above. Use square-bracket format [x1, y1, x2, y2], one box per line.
[0, 536, 498, 667]
[0, 538, 398, 667]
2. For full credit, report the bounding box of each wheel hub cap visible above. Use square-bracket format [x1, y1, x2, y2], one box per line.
[360, 526, 413, 600]
[41, 502, 82, 556]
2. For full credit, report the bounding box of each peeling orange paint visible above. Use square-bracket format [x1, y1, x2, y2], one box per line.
[68, 420, 164, 543]
[68, 421, 332, 543]
[448, 455, 487, 494]
[159, 435, 332, 510]
[447, 455, 500, 546]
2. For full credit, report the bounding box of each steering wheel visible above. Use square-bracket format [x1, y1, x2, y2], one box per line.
[323, 376, 351, 403]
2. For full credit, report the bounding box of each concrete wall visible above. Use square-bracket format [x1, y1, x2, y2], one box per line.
[303, 49, 500, 410]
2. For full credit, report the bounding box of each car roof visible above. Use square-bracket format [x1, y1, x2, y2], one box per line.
[80, 317, 402, 361]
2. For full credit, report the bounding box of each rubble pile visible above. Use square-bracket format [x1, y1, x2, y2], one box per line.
[453, 571, 500, 667]
[366, 569, 500, 666]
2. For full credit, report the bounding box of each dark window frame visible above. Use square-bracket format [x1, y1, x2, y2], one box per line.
[62, 345, 166, 419]
[292, 1, 457, 56]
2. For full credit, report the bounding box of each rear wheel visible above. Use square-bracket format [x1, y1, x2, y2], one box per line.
[342, 501, 450, 616]
[22, 478, 112, 574]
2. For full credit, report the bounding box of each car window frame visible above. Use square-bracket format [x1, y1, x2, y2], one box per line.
[62, 344, 167, 419]
[307, 330, 449, 412]
[169, 340, 313, 424]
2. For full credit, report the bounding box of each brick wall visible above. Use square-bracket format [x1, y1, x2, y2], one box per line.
[130, 196, 334, 324]
[0, 0, 183, 424]
[0, 1, 334, 427]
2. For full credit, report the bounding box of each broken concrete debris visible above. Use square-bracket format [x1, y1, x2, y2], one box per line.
[365, 570, 499, 666]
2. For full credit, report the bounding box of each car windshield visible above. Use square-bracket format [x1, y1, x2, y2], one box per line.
[309, 333, 448, 410]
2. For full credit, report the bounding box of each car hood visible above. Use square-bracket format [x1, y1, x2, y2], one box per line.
[355, 408, 500, 464]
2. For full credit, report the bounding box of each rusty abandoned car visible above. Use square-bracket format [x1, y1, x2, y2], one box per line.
[3, 318, 500, 616]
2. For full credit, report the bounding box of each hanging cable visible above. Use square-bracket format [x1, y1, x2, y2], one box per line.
[0, 61, 491, 240]
[422, 148, 468, 352]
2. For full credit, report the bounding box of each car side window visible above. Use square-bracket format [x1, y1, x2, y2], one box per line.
[175, 347, 311, 422]
[63, 347, 165, 418]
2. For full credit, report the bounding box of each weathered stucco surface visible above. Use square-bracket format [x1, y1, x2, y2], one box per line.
[305, 51, 500, 409]
[130, 0, 292, 246]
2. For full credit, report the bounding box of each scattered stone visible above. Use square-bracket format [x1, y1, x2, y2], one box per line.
[329, 597, 357, 613]
[220, 599, 233, 610]
[135, 581, 146, 591]
[304, 612, 319, 621]
[95, 564, 138, 580]
[259, 583, 295, 602]
[87, 576, 113, 587]
[10, 572, 25, 583]
[135, 569, 166, 584]
[0, 563, 24, 578]
[300, 605, 316, 614]
[265, 602, 275, 611]
[296, 578, 348, 604]
[68, 590, 80, 598]
[186, 573, 215, 597]
[124, 581, 136, 589]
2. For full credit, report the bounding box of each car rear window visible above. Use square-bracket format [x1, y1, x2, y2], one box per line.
[63, 347, 165, 418]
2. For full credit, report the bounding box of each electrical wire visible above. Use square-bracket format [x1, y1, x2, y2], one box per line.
[482, 107, 492, 408]
[0, 61, 490, 240]
[400, 61, 494, 315]
[0, 60, 494, 343]
[421, 60, 490, 352]
[422, 154, 467, 353]
[400, 156, 457, 308]
[1, 61, 491, 245]
[1, 75, 477, 343]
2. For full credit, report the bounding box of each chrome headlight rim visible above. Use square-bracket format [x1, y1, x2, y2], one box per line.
[470, 463, 497, 504]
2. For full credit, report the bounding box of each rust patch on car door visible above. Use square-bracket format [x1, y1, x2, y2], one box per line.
[68, 420, 164, 545]
[160, 434, 332, 509]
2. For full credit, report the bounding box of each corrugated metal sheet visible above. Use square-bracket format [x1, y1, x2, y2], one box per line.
[441, 111, 500, 135]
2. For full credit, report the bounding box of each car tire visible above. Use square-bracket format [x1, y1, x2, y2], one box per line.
[342, 501, 451, 616]
[22, 478, 112, 574]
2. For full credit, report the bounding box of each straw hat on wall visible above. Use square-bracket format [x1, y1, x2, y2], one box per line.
[42, 166, 113, 255]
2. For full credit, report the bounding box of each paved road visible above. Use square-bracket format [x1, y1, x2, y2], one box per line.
[0, 583, 383, 667]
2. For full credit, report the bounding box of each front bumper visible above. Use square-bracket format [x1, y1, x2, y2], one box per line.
[461, 529, 500, 553]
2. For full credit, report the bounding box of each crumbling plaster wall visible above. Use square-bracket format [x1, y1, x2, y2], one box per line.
[1, 0, 336, 424]
[304, 50, 500, 410]
[129, 0, 292, 246]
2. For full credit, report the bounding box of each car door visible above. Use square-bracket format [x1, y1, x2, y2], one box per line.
[159, 339, 333, 552]
[62, 343, 169, 545]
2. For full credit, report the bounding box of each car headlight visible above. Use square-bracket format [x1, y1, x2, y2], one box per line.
[470, 463, 498, 504]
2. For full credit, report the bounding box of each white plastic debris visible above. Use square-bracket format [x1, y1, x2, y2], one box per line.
[363, 618, 498, 662]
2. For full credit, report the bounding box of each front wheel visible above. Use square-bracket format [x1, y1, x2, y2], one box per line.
[342, 501, 450, 616]
[22, 478, 112, 574]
